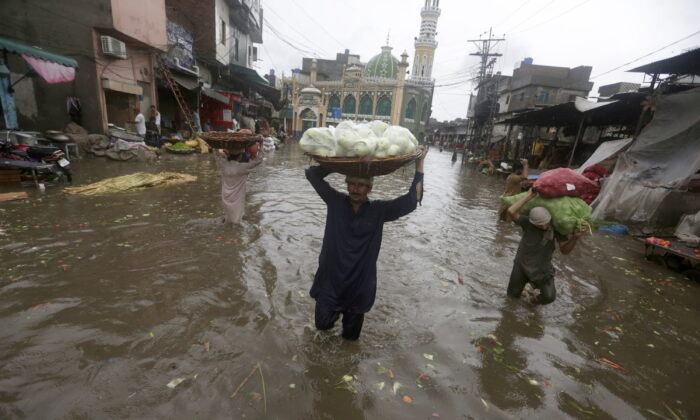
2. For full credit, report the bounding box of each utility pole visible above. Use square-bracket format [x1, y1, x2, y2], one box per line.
[468, 28, 505, 157]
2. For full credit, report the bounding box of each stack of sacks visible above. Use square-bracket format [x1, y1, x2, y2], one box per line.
[300, 120, 418, 157]
[580, 164, 609, 204]
[533, 168, 599, 198]
[501, 192, 592, 236]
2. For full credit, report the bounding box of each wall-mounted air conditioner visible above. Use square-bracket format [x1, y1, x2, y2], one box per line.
[101, 36, 127, 59]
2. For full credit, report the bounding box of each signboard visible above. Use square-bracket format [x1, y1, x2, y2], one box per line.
[166, 20, 196, 72]
[300, 94, 318, 106]
[223, 109, 232, 122]
[331, 107, 342, 119]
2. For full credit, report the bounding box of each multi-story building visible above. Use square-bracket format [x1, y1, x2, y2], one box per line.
[282, 0, 441, 141]
[1, 0, 168, 133]
[0, 0, 274, 134]
[597, 82, 641, 98]
[505, 60, 593, 113]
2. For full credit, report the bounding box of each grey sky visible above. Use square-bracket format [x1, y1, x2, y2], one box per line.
[256, 0, 700, 121]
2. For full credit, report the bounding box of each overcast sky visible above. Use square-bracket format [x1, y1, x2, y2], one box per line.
[254, 0, 700, 122]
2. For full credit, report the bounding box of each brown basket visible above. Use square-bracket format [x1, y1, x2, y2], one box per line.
[201, 132, 262, 151]
[307, 150, 422, 177]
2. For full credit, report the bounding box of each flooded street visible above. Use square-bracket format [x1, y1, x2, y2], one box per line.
[1, 145, 699, 419]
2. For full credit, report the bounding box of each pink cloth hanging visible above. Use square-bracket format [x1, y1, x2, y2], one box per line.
[21, 54, 75, 83]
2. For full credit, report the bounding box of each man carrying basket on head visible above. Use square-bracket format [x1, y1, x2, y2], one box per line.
[216, 143, 263, 224]
[305, 146, 427, 340]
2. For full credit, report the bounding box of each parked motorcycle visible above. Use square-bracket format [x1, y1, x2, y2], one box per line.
[0, 131, 73, 184]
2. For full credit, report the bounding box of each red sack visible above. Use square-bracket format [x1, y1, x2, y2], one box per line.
[533, 168, 599, 198]
[582, 164, 609, 182]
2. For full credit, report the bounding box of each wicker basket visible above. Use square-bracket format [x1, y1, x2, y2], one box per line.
[201, 132, 262, 151]
[307, 150, 422, 177]
[165, 146, 196, 154]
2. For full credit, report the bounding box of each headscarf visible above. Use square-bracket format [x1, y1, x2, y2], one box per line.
[530, 207, 554, 245]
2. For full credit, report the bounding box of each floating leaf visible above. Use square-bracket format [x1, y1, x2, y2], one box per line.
[341, 374, 354, 383]
[387, 369, 395, 379]
[475, 345, 485, 352]
[150, 331, 155, 338]
[481, 398, 489, 409]
[423, 353, 434, 361]
[292, 354, 298, 362]
[647, 344, 655, 348]
[249, 391, 262, 401]
[403, 395, 413, 403]
[167, 377, 186, 388]
[289, 383, 296, 389]
[391, 382, 401, 395]
[375, 381, 385, 391]
[528, 379, 539, 386]
[493, 347, 504, 355]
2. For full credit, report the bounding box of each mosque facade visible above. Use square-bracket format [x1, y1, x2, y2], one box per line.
[283, 0, 441, 142]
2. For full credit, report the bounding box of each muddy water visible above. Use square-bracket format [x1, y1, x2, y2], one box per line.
[1, 145, 698, 419]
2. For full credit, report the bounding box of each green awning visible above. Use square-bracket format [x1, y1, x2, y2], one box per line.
[0, 36, 79, 69]
[229, 64, 270, 86]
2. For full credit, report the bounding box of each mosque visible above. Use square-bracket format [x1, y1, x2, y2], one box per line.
[283, 0, 441, 141]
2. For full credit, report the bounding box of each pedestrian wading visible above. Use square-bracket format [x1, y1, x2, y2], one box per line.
[305, 146, 428, 340]
[506, 189, 581, 304]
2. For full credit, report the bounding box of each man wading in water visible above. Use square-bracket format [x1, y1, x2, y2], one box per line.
[305, 147, 427, 340]
[506, 189, 581, 304]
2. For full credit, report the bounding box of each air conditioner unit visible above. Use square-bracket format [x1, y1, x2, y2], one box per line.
[101, 36, 127, 59]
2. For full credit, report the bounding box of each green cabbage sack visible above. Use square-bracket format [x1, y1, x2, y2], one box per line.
[501, 192, 592, 235]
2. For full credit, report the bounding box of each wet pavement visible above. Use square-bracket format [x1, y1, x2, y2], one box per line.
[1, 145, 699, 419]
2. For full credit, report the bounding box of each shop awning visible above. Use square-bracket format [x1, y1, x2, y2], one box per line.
[228, 64, 281, 107]
[0, 36, 78, 83]
[628, 48, 700, 76]
[170, 73, 199, 90]
[202, 87, 229, 104]
[229, 63, 270, 86]
[0, 36, 78, 68]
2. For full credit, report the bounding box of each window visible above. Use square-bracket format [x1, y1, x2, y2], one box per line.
[505, 95, 510, 104]
[342, 95, 356, 114]
[328, 95, 340, 110]
[421, 103, 428, 122]
[538, 91, 549, 103]
[220, 19, 226, 45]
[377, 96, 391, 116]
[234, 38, 239, 61]
[519, 92, 525, 102]
[405, 98, 416, 119]
[359, 95, 373, 115]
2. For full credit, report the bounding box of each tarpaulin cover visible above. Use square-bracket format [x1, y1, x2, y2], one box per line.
[21, 54, 75, 83]
[592, 87, 700, 224]
[574, 138, 633, 173]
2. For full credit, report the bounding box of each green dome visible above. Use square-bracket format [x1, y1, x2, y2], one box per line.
[364, 46, 399, 80]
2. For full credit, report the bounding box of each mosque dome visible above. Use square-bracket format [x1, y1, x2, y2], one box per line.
[301, 86, 322, 95]
[364, 45, 399, 80]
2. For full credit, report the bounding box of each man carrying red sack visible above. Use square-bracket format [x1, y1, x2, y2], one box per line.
[506, 189, 582, 304]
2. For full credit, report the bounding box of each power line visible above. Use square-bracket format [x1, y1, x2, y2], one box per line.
[513, 0, 595, 34]
[287, 0, 346, 50]
[493, 0, 534, 29]
[264, 7, 331, 56]
[591, 30, 700, 79]
[504, 0, 556, 33]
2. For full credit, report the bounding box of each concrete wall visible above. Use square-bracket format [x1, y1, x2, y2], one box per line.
[214, 0, 230, 65]
[0, 0, 112, 133]
[110, 0, 167, 50]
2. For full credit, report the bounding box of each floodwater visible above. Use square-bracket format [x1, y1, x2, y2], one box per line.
[1, 145, 699, 420]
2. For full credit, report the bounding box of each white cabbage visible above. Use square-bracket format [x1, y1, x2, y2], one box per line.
[387, 144, 402, 156]
[369, 120, 389, 137]
[299, 127, 336, 154]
